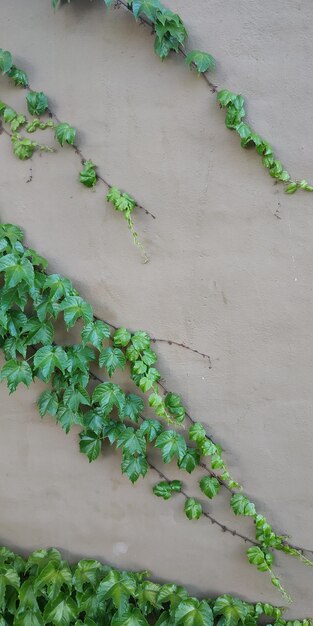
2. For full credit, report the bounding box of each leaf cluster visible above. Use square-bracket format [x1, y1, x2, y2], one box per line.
[0, 48, 29, 86]
[0, 546, 305, 626]
[217, 90, 313, 194]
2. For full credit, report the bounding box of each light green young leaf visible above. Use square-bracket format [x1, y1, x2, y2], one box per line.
[185, 51, 216, 74]
[199, 476, 220, 500]
[7, 65, 29, 87]
[79, 160, 97, 188]
[55, 123, 76, 147]
[113, 327, 132, 348]
[230, 494, 256, 517]
[184, 498, 202, 521]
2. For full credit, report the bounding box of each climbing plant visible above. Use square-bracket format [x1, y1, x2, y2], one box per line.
[1, 0, 313, 612]
[0, 221, 312, 604]
[0, 49, 149, 261]
[51, 0, 313, 195]
[0, 545, 310, 626]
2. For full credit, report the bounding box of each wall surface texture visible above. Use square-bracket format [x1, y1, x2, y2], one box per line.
[1, 0, 313, 617]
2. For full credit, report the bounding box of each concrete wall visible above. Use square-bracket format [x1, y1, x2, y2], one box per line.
[1, 0, 313, 616]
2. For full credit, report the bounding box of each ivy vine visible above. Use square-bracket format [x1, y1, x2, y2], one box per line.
[0, 221, 312, 604]
[0, 546, 310, 626]
[0, 50, 148, 260]
[1, 0, 313, 611]
[51, 0, 313, 195]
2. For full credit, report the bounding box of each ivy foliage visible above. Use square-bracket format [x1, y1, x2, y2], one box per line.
[0, 51, 76, 160]
[0, 546, 308, 626]
[217, 90, 313, 194]
[0, 221, 312, 601]
[51, 1, 313, 194]
[0, 48, 28, 85]
[106, 187, 148, 262]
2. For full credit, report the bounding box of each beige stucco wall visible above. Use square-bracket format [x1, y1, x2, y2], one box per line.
[1, 0, 313, 616]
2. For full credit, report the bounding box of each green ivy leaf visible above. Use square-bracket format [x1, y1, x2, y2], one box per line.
[0, 359, 32, 393]
[121, 394, 144, 423]
[121, 454, 148, 484]
[139, 419, 163, 442]
[230, 494, 256, 517]
[0, 254, 34, 288]
[7, 65, 29, 87]
[153, 480, 182, 500]
[116, 427, 146, 456]
[73, 559, 102, 592]
[26, 91, 48, 116]
[184, 498, 202, 521]
[131, 331, 151, 352]
[13, 609, 44, 626]
[81, 320, 110, 350]
[38, 390, 59, 417]
[92, 382, 125, 415]
[175, 599, 213, 626]
[155, 430, 187, 463]
[33, 345, 68, 381]
[79, 160, 97, 187]
[113, 327, 132, 347]
[79, 430, 102, 462]
[99, 347, 126, 377]
[0, 49, 12, 74]
[97, 570, 137, 612]
[11, 136, 37, 160]
[57, 405, 84, 434]
[58, 296, 93, 328]
[55, 123, 76, 147]
[246, 547, 272, 573]
[189, 423, 206, 443]
[112, 607, 149, 626]
[63, 384, 90, 411]
[132, 0, 162, 19]
[23, 318, 54, 346]
[199, 476, 220, 500]
[213, 595, 248, 626]
[185, 51, 216, 74]
[178, 449, 200, 474]
[43, 592, 78, 626]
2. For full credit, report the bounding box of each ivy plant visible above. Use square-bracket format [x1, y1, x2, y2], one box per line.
[0, 220, 312, 602]
[51, 1, 313, 194]
[106, 187, 148, 262]
[217, 90, 313, 194]
[0, 546, 309, 626]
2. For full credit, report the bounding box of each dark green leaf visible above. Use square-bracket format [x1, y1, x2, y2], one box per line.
[26, 91, 48, 116]
[79, 431, 102, 462]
